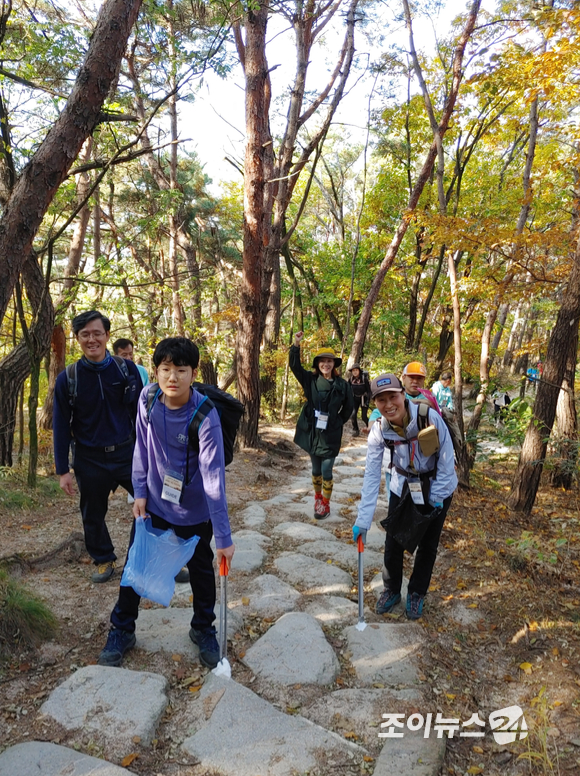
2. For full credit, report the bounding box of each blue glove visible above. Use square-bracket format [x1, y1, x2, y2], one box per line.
[429, 500, 443, 509]
[352, 525, 367, 545]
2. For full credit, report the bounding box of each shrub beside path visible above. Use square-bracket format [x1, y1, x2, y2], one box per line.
[0, 443, 446, 776]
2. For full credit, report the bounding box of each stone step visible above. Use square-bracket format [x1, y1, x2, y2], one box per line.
[182, 673, 366, 776]
[0, 741, 131, 775]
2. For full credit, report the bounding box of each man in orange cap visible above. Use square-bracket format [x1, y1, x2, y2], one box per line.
[402, 361, 441, 415]
[401, 362, 427, 399]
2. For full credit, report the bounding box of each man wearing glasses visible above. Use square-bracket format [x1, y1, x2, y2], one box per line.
[53, 311, 143, 583]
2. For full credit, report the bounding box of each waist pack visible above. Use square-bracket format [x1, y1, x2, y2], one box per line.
[145, 382, 244, 466]
[380, 491, 442, 553]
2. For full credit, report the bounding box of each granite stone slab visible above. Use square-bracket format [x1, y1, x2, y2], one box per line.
[272, 521, 338, 542]
[242, 612, 339, 685]
[136, 606, 242, 655]
[242, 574, 301, 618]
[182, 673, 364, 775]
[39, 665, 168, 747]
[0, 742, 130, 775]
[300, 538, 384, 571]
[274, 552, 353, 595]
[237, 503, 267, 528]
[373, 730, 446, 776]
[343, 623, 423, 687]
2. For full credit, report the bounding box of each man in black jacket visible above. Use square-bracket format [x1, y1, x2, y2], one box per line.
[53, 310, 142, 583]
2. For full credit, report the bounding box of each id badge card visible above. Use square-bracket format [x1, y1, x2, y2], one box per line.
[408, 479, 424, 505]
[315, 410, 329, 430]
[161, 469, 184, 504]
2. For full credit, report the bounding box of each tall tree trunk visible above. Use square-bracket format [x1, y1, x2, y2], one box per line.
[503, 303, 522, 367]
[488, 302, 510, 369]
[448, 249, 469, 487]
[167, 14, 185, 336]
[235, 2, 270, 447]
[39, 137, 93, 430]
[508, 232, 580, 513]
[548, 352, 577, 490]
[0, 0, 143, 324]
[414, 245, 445, 351]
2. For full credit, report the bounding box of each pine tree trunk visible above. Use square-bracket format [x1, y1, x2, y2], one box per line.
[235, 3, 270, 448]
[508, 234, 580, 512]
[0, 0, 143, 322]
[39, 138, 93, 430]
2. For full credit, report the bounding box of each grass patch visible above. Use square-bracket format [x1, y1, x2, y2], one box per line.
[0, 474, 63, 511]
[0, 567, 58, 653]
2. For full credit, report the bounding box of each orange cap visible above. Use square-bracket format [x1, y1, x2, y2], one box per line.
[403, 362, 427, 377]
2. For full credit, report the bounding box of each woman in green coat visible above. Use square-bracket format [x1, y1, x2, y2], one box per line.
[289, 331, 354, 519]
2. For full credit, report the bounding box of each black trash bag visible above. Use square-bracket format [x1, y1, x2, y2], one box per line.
[380, 492, 441, 554]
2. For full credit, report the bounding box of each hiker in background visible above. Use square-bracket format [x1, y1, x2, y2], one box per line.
[53, 311, 143, 583]
[113, 338, 150, 386]
[492, 389, 511, 425]
[353, 374, 457, 620]
[98, 337, 235, 669]
[113, 339, 150, 507]
[290, 332, 354, 519]
[401, 361, 441, 413]
[526, 364, 539, 394]
[348, 364, 371, 437]
[431, 372, 454, 410]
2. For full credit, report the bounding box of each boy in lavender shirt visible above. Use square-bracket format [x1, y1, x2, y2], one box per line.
[98, 337, 235, 668]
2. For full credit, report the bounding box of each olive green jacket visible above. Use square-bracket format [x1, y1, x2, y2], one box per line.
[289, 345, 354, 458]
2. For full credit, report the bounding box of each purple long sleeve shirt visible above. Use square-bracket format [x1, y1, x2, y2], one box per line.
[132, 386, 232, 549]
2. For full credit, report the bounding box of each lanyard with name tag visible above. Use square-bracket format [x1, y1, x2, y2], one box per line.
[315, 410, 329, 430]
[408, 478, 424, 505]
[161, 469, 185, 504]
[160, 398, 195, 504]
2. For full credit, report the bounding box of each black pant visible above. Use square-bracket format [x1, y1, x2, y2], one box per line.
[111, 513, 216, 634]
[382, 491, 453, 597]
[73, 444, 134, 565]
[351, 396, 369, 432]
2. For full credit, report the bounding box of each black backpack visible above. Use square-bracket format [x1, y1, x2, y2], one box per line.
[66, 356, 138, 408]
[145, 382, 244, 466]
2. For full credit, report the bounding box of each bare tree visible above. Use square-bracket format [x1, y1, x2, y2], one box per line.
[348, 0, 482, 367]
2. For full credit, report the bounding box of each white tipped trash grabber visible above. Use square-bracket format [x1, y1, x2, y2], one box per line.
[356, 533, 367, 632]
[212, 554, 231, 677]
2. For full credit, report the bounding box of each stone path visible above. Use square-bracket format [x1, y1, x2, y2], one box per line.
[0, 444, 446, 776]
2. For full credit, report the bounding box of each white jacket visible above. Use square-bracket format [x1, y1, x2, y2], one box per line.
[355, 401, 458, 531]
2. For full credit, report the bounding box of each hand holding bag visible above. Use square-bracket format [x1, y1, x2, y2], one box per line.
[121, 517, 199, 606]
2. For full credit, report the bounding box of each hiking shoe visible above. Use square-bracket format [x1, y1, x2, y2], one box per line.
[97, 628, 136, 667]
[91, 561, 116, 583]
[376, 588, 402, 614]
[406, 592, 425, 620]
[315, 496, 330, 520]
[314, 492, 323, 518]
[189, 627, 220, 669]
[175, 567, 190, 584]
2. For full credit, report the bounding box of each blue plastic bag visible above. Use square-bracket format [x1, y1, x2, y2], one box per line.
[120, 517, 199, 607]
